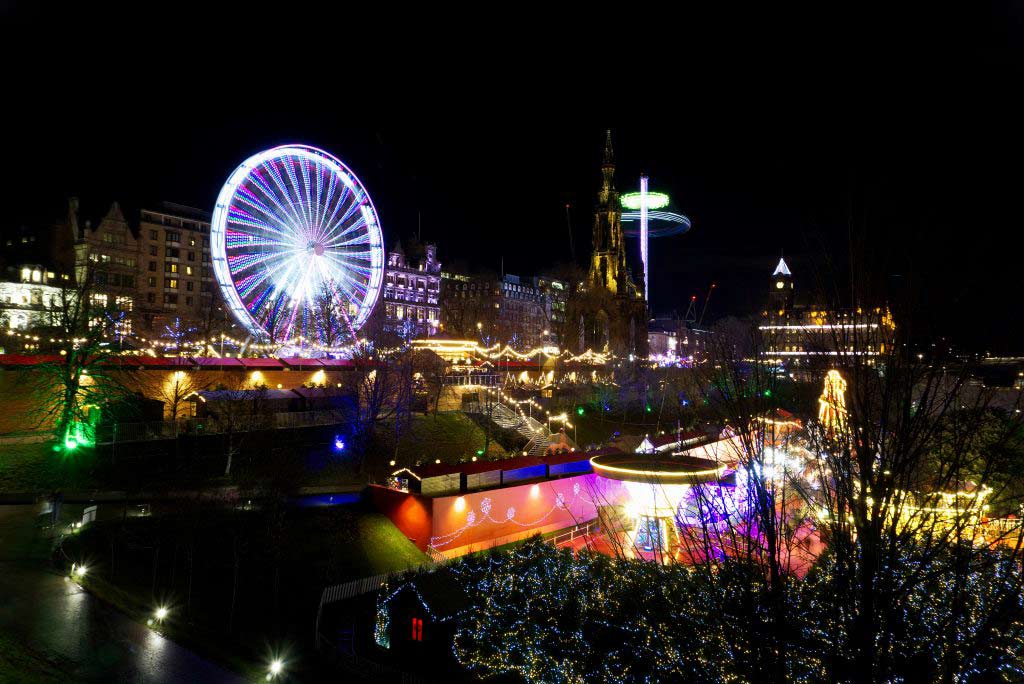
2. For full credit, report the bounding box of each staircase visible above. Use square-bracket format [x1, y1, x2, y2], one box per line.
[521, 417, 551, 456]
[479, 400, 550, 456]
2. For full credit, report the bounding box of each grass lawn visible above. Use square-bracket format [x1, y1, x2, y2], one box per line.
[0, 410, 506, 495]
[384, 412, 509, 466]
[563, 409, 666, 448]
[0, 441, 102, 493]
[291, 506, 430, 578]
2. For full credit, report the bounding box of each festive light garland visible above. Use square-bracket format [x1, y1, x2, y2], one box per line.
[428, 481, 597, 550]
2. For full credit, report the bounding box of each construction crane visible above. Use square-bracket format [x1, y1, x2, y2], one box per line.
[697, 283, 717, 326]
[683, 295, 698, 324]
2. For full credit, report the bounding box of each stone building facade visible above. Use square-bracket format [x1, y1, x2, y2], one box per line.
[0, 264, 68, 333]
[137, 203, 223, 333]
[759, 257, 895, 367]
[565, 132, 648, 356]
[382, 241, 442, 338]
[64, 199, 230, 339]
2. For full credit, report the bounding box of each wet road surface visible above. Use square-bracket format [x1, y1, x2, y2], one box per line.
[0, 505, 246, 683]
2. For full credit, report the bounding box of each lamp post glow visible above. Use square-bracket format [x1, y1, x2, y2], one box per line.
[148, 606, 169, 627]
[267, 658, 284, 680]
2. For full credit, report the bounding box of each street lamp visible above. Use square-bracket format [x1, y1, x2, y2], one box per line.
[267, 658, 284, 680]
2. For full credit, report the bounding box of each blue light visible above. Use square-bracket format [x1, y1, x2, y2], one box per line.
[334, 436, 346, 452]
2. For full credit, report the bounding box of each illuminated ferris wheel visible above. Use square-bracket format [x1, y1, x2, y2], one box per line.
[211, 145, 385, 346]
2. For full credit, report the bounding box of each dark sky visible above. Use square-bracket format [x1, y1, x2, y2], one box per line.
[3, 6, 1024, 353]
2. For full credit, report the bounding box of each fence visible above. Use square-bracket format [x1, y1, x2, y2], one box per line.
[104, 408, 350, 444]
[549, 519, 601, 548]
[443, 373, 500, 386]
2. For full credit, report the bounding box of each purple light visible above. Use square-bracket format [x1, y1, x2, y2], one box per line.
[640, 174, 649, 302]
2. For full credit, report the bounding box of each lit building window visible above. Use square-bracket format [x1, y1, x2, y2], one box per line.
[411, 617, 423, 642]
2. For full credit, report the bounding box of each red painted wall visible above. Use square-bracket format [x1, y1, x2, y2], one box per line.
[367, 485, 434, 552]
[429, 474, 626, 557]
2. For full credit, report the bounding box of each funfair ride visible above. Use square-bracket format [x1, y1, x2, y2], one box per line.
[620, 178, 692, 302]
[591, 452, 726, 560]
[211, 144, 385, 352]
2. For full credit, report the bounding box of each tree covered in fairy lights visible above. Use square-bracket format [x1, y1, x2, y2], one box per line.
[382, 533, 1023, 683]
[378, 312, 1024, 682]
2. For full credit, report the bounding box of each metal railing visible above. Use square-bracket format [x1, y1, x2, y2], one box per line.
[444, 373, 500, 386]
[549, 519, 601, 548]
[105, 408, 349, 444]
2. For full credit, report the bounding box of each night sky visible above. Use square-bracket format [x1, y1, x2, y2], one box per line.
[4, 7, 1024, 353]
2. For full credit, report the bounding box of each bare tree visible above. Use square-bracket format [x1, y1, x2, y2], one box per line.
[139, 369, 208, 420]
[203, 377, 269, 477]
[311, 281, 352, 349]
[413, 347, 449, 416]
[32, 261, 133, 446]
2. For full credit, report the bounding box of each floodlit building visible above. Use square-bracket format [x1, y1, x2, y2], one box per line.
[70, 199, 139, 336]
[63, 198, 231, 338]
[648, 317, 709, 363]
[382, 241, 442, 338]
[760, 256, 895, 367]
[0, 264, 68, 332]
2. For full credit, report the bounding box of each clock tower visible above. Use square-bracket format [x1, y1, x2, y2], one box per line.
[769, 256, 794, 312]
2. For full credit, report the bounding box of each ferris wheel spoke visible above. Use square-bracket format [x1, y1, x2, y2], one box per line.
[319, 196, 363, 244]
[282, 157, 309, 231]
[263, 160, 308, 234]
[235, 186, 277, 221]
[313, 259, 360, 329]
[312, 187, 349, 248]
[297, 156, 315, 233]
[312, 161, 327, 232]
[321, 250, 373, 280]
[317, 258, 368, 304]
[229, 201, 297, 241]
[251, 165, 300, 231]
[225, 220, 295, 246]
[316, 172, 339, 238]
[326, 231, 373, 249]
[248, 169, 305, 236]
